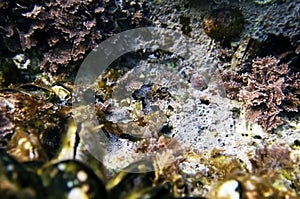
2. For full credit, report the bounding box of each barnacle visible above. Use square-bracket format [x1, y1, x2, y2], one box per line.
[190, 72, 208, 90]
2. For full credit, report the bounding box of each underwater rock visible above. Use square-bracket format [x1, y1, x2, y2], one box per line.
[132, 83, 171, 114]
[251, 0, 300, 47]
[0, 0, 300, 198]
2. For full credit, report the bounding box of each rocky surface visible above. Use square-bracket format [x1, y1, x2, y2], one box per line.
[0, 0, 299, 198]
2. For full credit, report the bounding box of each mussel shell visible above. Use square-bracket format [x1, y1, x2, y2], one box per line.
[121, 182, 174, 199]
[0, 149, 43, 198]
[39, 160, 106, 199]
[106, 160, 173, 198]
